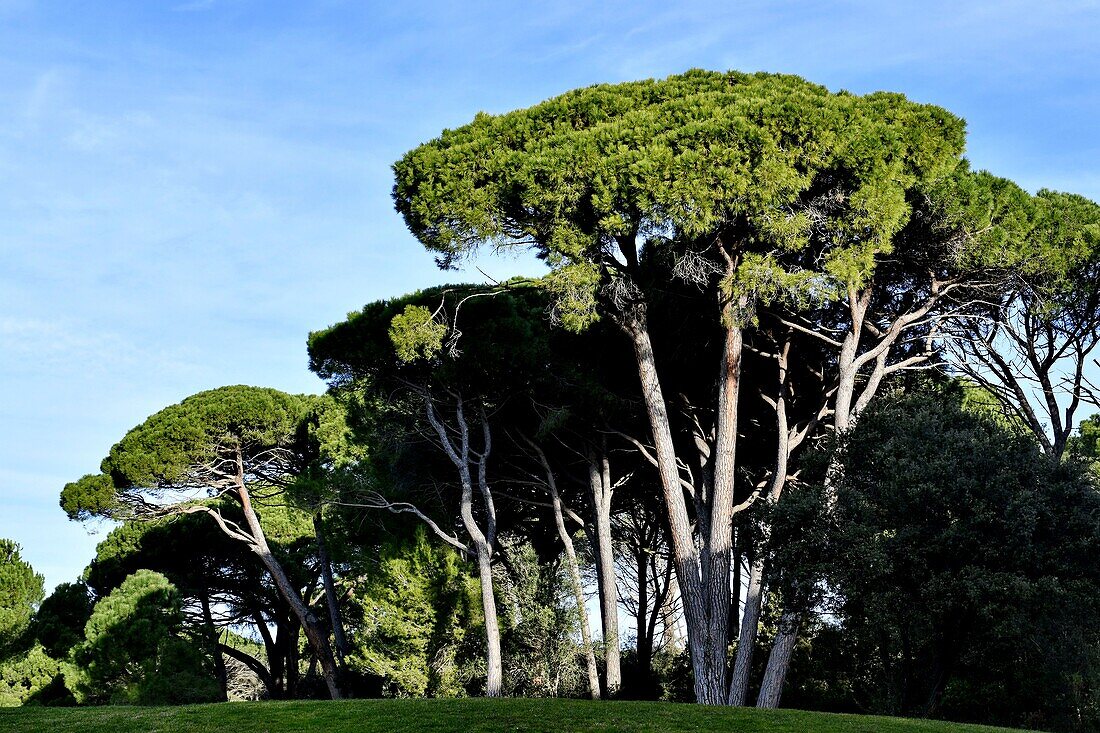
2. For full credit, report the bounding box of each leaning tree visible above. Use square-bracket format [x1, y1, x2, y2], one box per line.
[59, 385, 344, 699]
[391, 69, 972, 704]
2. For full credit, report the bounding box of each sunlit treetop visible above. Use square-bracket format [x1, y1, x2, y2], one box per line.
[393, 69, 969, 328]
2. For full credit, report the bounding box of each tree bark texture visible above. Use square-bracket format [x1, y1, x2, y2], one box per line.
[728, 556, 765, 706]
[756, 612, 800, 708]
[589, 450, 620, 696]
[624, 312, 743, 705]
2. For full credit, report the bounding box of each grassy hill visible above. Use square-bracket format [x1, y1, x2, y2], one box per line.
[0, 698, 1031, 733]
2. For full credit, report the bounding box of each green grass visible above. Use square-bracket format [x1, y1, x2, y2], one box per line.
[0, 698, 1030, 733]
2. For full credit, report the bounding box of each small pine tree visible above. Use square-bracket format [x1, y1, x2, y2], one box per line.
[64, 569, 220, 705]
[0, 539, 44, 656]
[354, 527, 480, 697]
[0, 540, 48, 706]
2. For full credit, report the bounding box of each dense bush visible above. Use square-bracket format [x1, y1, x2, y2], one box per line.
[64, 570, 222, 705]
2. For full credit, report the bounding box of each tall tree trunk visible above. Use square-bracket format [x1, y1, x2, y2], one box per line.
[756, 612, 800, 708]
[704, 317, 744, 704]
[235, 478, 343, 699]
[459, 463, 502, 697]
[625, 317, 714, 702]
[589, 449, 620, 696]
[474, 540, 503, 697]
[728, 556, 765, 705]
[314, 511, 350, 671]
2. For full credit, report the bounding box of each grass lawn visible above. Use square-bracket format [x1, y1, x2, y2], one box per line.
[0, 698, 1031, 733]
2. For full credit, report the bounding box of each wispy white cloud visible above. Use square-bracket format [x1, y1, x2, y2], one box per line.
[22, 68, 64, 126]
[0, 315, 201, 378]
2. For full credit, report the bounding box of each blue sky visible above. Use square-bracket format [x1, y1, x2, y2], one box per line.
[1, 0, 1098, 591]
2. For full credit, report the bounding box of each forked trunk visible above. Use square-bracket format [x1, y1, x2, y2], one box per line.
[624, 313, 742, 705]
[423, 394, 503, 698]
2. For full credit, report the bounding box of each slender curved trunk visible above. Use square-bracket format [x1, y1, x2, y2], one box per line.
[625, 318, 710, 701]
[218, 643, 275, 694]
[423, 394, 503, 697]
[525, 438, 601, 699]
[552, 485, 601, 699]
[458, 465, 502, 697]
[235, 479, 343, 699]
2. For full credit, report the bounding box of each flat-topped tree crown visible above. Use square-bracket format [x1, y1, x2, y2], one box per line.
[58, 384, 349, 699]
[393, 69, 967, 329]
[390, 70, 1010, 706]
[60, 386, 318, 521]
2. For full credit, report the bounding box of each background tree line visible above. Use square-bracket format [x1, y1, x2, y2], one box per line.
[1, 69, 1098, 731]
